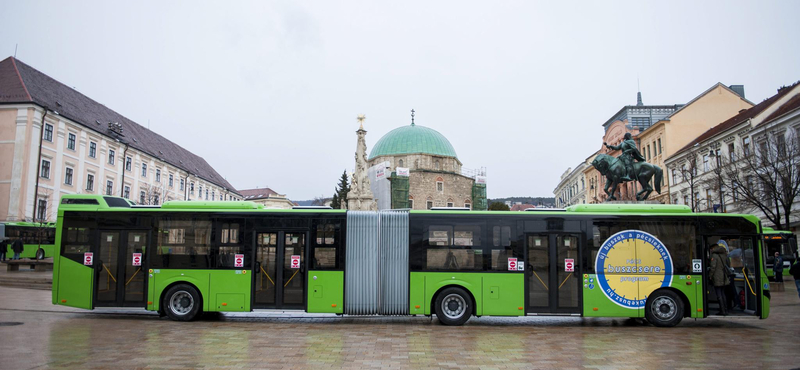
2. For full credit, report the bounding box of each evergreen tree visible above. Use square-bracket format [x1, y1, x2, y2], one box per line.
[331, 170, 350, 209]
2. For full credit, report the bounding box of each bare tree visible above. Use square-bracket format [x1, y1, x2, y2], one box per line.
[140, 183, 164, 205]
[720, 130, 800, 229]
[311, 196, 329, 206]
[677, 148, 704, 212]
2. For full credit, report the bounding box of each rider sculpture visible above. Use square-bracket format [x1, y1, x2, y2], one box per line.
[604, 133, 646, 181]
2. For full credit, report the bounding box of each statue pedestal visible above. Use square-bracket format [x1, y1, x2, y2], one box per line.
[605, 200, 662, 205]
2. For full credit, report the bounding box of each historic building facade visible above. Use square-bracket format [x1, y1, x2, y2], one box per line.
[666, 82, 800, 231]
[554, 162, 586, 208]
[637, 83, 752, 203]
[350, 113, 486, 210]
[0, 57, 241, 222]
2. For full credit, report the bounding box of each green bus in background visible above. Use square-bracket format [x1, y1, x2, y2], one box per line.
[52, 195, 771, 327]
[1, 221, 56, 260]
[763, 227, 797, 280]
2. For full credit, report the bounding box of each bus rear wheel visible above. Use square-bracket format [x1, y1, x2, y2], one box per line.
[434, 287, 472, 326]
[645, 290, 683, 327]
[163, 284, 201, 321]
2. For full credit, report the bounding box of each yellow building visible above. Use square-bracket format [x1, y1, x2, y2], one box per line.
[637, 83, 753, 203]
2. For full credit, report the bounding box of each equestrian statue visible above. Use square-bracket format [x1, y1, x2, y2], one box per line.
[591, 132, 663, 201]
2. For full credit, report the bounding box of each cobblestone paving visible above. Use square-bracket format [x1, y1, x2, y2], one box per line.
[0, 283, 798, 370]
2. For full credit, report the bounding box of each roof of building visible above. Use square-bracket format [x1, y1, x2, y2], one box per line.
[238, 187, 279, 200]
[669, 82, 800, 160]
[0, 56, 238, 193]
[510, 204, 536, 211]
[759, 88, 800, 125]
[368, 123, 457, 160]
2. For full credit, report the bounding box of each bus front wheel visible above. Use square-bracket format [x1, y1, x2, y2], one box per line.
[645, 290, 683, 327]
[434, 287, 472, 326]
[35, 249, 45, 260]
[163, 284, 202, 321]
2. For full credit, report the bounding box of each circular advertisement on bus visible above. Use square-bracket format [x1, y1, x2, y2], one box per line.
[594, 230, 673, 309]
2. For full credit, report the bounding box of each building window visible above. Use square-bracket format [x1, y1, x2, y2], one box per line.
[465, 202, 471, 210]
[44, 124, 53, 142]
[124, 185, 130, 199]
[40, 159, 50, 179]
[446, 202, 454, 207]
[86, 174, 94, 191]
[658, 138, 662, 155]
[205, 189, 209, 200]
[672, 169, 678, 184]
[647, 145, 651, 160]
[398, 159, 404, 167]
[630, 117, 650, 129]
[190, 183, 195, 195]
[126, 156, 132, 171]
[168, 174, 174, 187]
[434, 160, 440, 170]
[702, 155, 709, 172]
[728, 143, 736, 162]
[436, 182, 443, 192]
[156, 169, 161, 182]
[743, 137, 751, 156]
[141, 163, 147, 177]
[37, 199, 47, 221]
[67, 133, 76, 150]
[64, 167, 73, 185]
[140, 191, 146, 204]
[108, 149, 115, 165]
[106, 180, 113, 195]
[89, 142, 97, 158]
[154, 194, 160, 205]
[212, 191, 215, 201]
[180, 179, 185, 191]
[426, 200, 433, 209]
[198, 186, 202, 198]
[408, 198, 414, 209]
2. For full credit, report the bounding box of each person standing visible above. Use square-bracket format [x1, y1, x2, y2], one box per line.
[11, 238, 23, 260]
[773, 252, 784, 283]
[0, 238, 7, 262]
[789, 255, 800, 300]
[709, 244, 730, 315]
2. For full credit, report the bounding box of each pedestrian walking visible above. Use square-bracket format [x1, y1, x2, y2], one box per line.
[0, 237, 8, 262]
[709, 243, 730, 315]
[11, 238, 24, 260]
[790, 255, 800, 300]
[773, 252, 784, 283]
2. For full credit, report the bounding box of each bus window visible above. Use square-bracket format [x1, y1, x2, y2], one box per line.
[312, 223, 339, 269]
[490, 225, 521, 270]
[588, 220, 695, 274]
[424, 224, 482, 270]
[62, 223, 93, 264]
[217, 221, 248, 269]
[153, 217, 212, 269]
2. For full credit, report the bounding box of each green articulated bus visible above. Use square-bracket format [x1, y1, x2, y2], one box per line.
[1, 221, 56, 259]
[762, 227, 797, 280]
[52, 194, 771, 327]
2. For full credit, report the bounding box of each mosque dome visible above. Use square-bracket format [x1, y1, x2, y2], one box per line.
[368, 123, 458, 160]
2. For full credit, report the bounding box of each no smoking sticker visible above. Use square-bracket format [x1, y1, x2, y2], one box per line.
[83, 252, 93, 266]
[291, 255, 301, 269]
[508, 257, 517, 271]
[565, 258, 574, 272]
[132, 253, 142, 266]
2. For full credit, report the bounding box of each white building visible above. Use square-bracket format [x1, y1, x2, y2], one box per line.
[553, 163, 587, 208]
[666, 82, 800, 231]
[0, 57, 241, 222]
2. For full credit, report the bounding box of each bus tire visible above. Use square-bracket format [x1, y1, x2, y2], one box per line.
[36, 248, 45, 260]
[434, 287, 472, 326]
[163, 284, 201, 321]
[645, 290, 683, 327]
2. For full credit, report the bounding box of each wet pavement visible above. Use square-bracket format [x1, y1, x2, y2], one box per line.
[0, 282, 798, 369]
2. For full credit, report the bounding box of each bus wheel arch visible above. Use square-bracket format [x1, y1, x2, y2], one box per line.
[645, 288, 686, 327]
[431, 285, 475, 326]
[160, 282, 203, 321]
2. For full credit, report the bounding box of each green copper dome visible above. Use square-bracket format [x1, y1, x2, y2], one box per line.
[368, 124, 458, 160]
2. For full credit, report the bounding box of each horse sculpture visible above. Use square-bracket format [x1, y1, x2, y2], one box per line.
[591, 153, 663, 201]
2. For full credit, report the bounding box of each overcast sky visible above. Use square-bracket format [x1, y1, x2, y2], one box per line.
[2, 1, 798, 200]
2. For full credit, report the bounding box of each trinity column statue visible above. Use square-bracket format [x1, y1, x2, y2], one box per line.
[347, 115, 377, 211]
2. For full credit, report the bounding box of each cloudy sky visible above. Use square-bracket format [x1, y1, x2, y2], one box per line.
[2, 1, 798, 200]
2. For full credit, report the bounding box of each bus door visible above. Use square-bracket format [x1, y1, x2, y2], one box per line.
[253, 231, 307, 309]
[94, 230, 149, 307]
[525, 233, 581, 313]
[704, 236, 760, 316]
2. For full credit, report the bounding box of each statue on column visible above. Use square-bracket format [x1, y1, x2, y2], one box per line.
[591, 133, 664, 201]
[347, 115, 377, 210]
